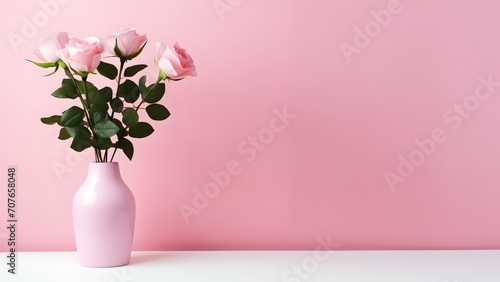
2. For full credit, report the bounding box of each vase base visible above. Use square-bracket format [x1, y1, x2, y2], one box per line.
[78, 259, 130, 268]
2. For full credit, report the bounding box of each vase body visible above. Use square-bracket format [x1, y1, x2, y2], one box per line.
[72, 162, 135, 267]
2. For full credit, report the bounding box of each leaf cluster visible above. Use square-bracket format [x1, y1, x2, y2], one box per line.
[41, 61, 171, 161]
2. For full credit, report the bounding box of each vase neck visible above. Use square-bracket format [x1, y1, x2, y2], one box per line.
[86, 162, 123, 182]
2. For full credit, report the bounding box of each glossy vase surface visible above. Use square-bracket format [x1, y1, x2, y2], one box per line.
[72, 162, 135, 267]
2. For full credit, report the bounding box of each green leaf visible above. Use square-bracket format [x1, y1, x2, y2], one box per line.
[94, 119, 120, 138]
[112, 118, 125, 131]
[61, 106, 84, 127]
[98, 87, 113, 102]
[116, 137, 134, 160]
[146, 104, 171, 121]
[41, 115, 62, 125]
[71, 134, 92, 152]
[118, 79, 140, 103]
[110, 97, 124, 113]
[94, 136, 113, 150]
[139, 75, 148, 94]
[66, 125, 92, 152]
[65, 125, 90, 138]
[122, 108, 139, 127]
[112, 119, 128, 138]
[124, 64, 148, 77]
[97, 61, 118, 80]
[88, 98, 107, 112]
[87, 88, 109, 114]
[58, 128, 71, 140]
[92, 111, 107, 123]
[73, 80, 96, 96]
[129, 122, 154, 138]
[143, 83, 165, 103]
[51, 79, 79, 99]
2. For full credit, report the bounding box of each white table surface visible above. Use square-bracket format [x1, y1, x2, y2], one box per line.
[1, 250, 499, 282]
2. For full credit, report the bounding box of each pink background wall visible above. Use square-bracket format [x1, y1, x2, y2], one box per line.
[1, 0, 500, 251]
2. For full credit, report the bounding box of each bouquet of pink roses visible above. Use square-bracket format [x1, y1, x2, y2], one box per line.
[29, 28, 197, 162]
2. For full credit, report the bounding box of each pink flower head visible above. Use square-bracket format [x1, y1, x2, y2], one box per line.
[155, 42, 197, 79]
[59, 37, 104, 74]
[33, 31, 69, 63]
[102, 28, 147, 59]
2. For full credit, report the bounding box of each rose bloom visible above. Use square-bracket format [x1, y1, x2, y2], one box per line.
[102, 28, 147, 59]
[33, 31, 69, 63]
[155, 42, 197, 79]
[59, 37, 104, 74]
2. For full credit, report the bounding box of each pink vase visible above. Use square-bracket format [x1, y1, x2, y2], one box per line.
[72, 162, 135, 267]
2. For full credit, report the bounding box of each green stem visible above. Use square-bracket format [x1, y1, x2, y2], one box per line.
[82, 77, 102, 162]
[133, 77, 162, 118]
[110, 147, 118, 163]
[65, 69, 102, 162]
[110, 59, 126, 120]
[104, 59, 126, 162]
[109, 77, 162, 162]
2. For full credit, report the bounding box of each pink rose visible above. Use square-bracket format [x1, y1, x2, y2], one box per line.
[102, 28, 147, 59]
[33, 31, 69, 63]
[59, 37, 104, 74]
[155, 42, 197, 79]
